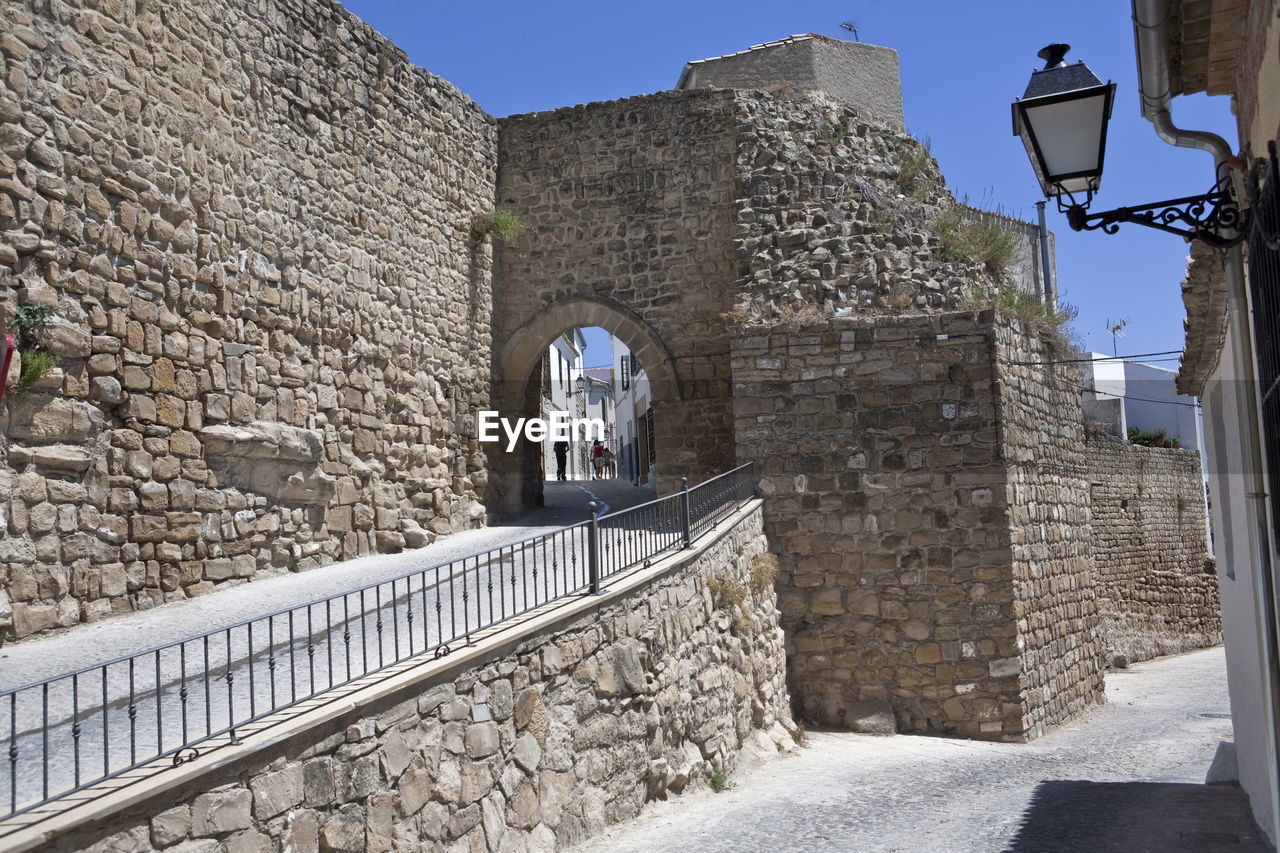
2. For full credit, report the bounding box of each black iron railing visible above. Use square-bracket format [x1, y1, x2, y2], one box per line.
[0, 463, 755, 822]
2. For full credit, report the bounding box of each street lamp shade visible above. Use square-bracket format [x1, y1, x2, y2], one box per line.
[1012, 44, 1115, 200]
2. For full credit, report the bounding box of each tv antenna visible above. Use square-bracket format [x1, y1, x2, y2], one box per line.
[1104, 317, 1129, 358]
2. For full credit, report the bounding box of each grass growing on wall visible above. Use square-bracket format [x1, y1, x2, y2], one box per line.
[896, 135, 935, 199]
[16, 350, 59, 391]
[934, 203, 1020, 280]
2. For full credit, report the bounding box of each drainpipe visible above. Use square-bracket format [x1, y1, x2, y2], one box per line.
[1036, 200, 1055, 306]
[1132, 0, 1280, 843]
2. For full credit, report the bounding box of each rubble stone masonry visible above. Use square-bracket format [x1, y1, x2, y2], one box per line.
[0, 0, 496, 638]
[1086, 430, 1221, 665]
[40, 504, 794, 853]
[732, 309, 1104, 741]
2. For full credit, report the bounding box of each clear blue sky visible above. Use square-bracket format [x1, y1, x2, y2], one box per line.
[343, 0, 1236, 371]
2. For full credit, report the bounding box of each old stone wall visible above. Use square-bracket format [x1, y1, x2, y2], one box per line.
[994, 319, 1105, 738]
[732, 309, 1103, 741]
[40, 503, 794, 853]
[1086, 429, 1221, 664]
[728, 91, 1047, 324]
[0, 0, 496, 639]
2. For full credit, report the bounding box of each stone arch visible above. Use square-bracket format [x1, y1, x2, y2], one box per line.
[488, 295, 701, 519]
[496, 295, 681, 409]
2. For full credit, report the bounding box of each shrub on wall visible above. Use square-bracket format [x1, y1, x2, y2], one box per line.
[6, 303, 59, 392]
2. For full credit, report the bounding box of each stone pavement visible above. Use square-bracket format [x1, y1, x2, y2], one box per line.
[0, 478, 656, 691]
[571, 647, 1271, 853]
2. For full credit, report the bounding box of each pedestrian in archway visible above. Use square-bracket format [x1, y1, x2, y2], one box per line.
[553, 439, 569, 481]
[591, 440, 605, 480]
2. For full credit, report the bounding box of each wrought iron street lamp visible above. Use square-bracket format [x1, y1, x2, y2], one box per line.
[1012, 44, 1249, 248]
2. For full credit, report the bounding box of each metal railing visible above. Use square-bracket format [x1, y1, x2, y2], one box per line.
[0, 462, 755, 822]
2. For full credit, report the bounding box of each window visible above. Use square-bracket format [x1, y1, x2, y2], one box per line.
[620, 355, 630, 390]
[646, 405, 656, 466]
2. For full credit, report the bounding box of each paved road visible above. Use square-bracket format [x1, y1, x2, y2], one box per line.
[571, 648, 1270, 853]
[0, 479, 658, 815]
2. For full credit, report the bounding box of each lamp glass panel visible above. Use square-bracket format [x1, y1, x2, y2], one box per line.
[1024, 92, 1108, 182]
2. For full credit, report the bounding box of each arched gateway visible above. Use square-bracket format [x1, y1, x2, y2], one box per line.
[488, 92, 743, 517]
[488, 292, 731, 517]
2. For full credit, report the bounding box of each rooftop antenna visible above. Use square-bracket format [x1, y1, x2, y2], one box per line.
[1104, 317, 1129, 358]
[840, 21, 860, 41]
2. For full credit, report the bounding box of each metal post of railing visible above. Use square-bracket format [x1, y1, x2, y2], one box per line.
[680, 477, 692, 549]
[587, 501, 602, 594]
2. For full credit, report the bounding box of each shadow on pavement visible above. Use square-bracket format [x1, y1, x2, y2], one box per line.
[1006, 779, 1269, 852]
[490, 480, 658, 529]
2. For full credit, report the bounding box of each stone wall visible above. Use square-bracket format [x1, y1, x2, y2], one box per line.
[680, 34, 905, 132]
[0, 0, 496, 639]
[994, 319, 1105, 738]
[728, 91, 1047, 325]
[37, 503, 795, 853]
[1086, 428, 1221, 665]
[732, 309, 1104, 741]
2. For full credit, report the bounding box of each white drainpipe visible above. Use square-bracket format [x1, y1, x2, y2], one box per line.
[1131, 0, 1280, 843]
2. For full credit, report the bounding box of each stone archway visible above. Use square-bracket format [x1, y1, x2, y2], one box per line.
[488, 295, 719, 519]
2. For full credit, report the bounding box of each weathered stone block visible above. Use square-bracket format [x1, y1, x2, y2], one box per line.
[191, 788, 252, 837]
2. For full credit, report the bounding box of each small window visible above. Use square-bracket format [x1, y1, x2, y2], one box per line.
[646, 405, 656, 465]
[620, 355, 631, 391]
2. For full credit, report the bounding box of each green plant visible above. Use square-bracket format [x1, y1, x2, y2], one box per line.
[896, 136, 934, 194]
[820, 120, 850, 145]
[6, 302, 59, 392]
[16, 349, 58, 391]
[935, 203, 1020, 279]
[1127, 426, 1179, 448]
[470, 207, 530, 245]
[708, 769, 732, 793]
[962, 283, 1078, 345]
[10, 303, 52, 349]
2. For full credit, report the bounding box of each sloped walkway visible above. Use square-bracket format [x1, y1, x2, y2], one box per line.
[571, 647, 1269, 853]
[0, 479, 655, 691]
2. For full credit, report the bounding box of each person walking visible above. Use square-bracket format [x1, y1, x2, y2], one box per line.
[591, 440, 605, 480]
[553, 439, 569, 481]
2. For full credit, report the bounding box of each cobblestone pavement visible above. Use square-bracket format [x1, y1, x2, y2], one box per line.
[572, 648, 1270, 853]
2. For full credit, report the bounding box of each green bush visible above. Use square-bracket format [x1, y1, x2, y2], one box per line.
[1128, 426, 1179, 448]
[471, 207, 530, 245]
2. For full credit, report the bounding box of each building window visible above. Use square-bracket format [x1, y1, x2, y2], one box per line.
[620, 355, 630, 390]
[646, 405, 656, 466]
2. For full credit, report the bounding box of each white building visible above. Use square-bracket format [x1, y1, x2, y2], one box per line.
[581, 367, 615, 477]
[1083, 354, 1205, 456]
[610, 334, 654, 485]
[541, 331, 589, 481]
